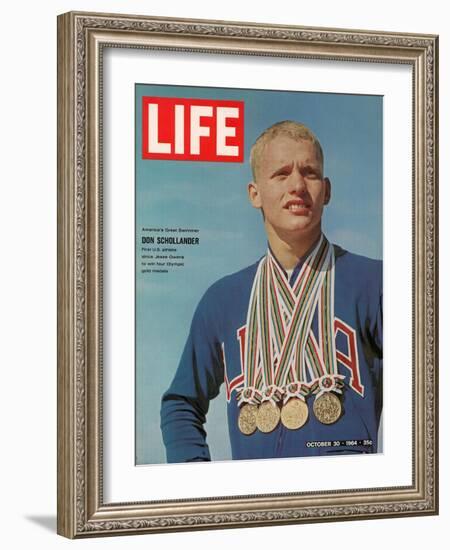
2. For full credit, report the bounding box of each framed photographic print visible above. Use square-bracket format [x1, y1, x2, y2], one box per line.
[57, 11, 438, 538]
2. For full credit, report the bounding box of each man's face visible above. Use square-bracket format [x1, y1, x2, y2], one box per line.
[248, 136, 330, 243]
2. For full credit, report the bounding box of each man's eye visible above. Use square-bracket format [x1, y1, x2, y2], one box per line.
[304, 170, 319, 179]
[271, 164, 293, 179]
[276, 169, 291, 178]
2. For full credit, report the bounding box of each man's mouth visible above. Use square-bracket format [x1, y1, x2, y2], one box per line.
[285, 200, 310, 213]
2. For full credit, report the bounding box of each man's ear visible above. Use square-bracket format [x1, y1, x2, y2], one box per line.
[323, 177, 331, 205]
[248, 181, 262, 209]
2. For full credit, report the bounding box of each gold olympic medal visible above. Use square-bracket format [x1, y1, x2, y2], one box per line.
[237, 404, 258, 435]
[280, 398, 309, 430]
[313, 392, 342, 425]
[256, 401, 281, 433]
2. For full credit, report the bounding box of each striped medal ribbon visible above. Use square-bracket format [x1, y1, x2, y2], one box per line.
[309, 250, 345, 424]
[266, 236, 333, 429]
[237, 235, 344, 435]
[237, 258, 264, 435]
[269, 237, 344, 425]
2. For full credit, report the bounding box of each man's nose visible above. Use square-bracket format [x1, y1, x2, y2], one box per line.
[288, 170, 306, 193]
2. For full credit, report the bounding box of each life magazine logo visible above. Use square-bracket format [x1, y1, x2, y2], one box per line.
[142, 96, 244, 162]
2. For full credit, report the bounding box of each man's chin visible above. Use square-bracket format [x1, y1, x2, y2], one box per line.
[285, 222, 315, 235]
[275, 224, 320, 241]
[265, 218, 321, 240]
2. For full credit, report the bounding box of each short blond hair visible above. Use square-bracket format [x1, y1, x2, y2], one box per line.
[249, 120, 324, 181]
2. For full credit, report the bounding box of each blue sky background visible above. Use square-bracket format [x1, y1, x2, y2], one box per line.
[135, 83, 382, 465]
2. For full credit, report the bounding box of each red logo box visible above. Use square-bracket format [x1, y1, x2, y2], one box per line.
[142, 97, 244, 162]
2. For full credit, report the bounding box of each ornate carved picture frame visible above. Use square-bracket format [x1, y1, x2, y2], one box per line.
[57, 11, 438, 538]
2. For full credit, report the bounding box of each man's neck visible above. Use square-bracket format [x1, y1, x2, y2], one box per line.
[266, 228, 322, 270]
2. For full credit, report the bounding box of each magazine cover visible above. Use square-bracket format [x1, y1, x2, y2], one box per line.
[135, 83, 383, 465]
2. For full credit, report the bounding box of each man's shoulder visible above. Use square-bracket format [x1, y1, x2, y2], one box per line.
[193, 261, 260, 317]
[191, 260, 261, 321]
[203, 261, 260, 301]
[334, 244, 382, 267]
[334, 244, 382, 284]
